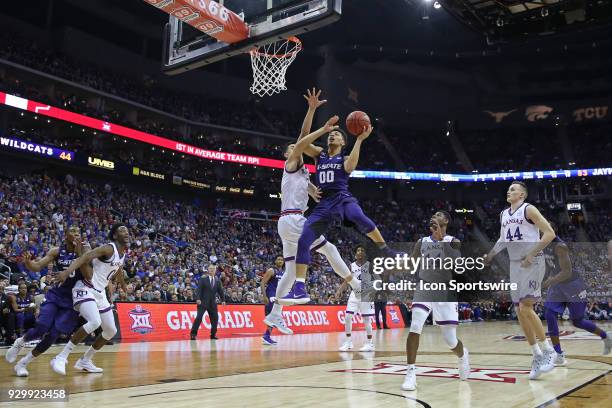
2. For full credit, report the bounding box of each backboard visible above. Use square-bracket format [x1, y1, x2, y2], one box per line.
[161, 0, 342, 75]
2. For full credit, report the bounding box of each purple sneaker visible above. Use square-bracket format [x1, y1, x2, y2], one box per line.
[262, 334, 277, 346]
[278, 282, 310, 305]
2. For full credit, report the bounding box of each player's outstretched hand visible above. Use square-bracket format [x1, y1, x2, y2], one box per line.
[304, 88, 327, 109]
[324, 115, 339, 132]
[357, 124, 373, 141]
[308, 184, 322, 202]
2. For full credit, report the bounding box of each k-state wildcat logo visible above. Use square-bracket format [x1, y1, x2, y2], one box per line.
[128, 305, 153, 334]
[332, 362, 529, 384]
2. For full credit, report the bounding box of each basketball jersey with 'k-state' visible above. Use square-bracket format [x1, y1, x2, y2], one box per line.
[89, 242, 126, 292]
[500, 202, 541, 260]
[316, 150, 349, 193]
[281, 162, 310, 212]
[265, 267, 283, 298]
[48, 244, 82, 302]
[419, 235, 454, 283]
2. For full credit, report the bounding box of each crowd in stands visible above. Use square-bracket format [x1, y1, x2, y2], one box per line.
[2, 30, 612, 175]
[0, 171, 609, 343]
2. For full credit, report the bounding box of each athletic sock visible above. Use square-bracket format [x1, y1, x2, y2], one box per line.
[83, 346, 97, 361]
[553, 344, 563, 354]
[271, 303, 283, 316]
[57, 341, 76, 360]
[18, 351, 35, 366]
[407, 363, 416, 370]
[539, 339, 553, 352]
[531, 343, 542, 357]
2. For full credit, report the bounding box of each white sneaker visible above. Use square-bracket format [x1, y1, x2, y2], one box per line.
[263, 314, 293, 335]
[14, 362, 29, 377]
[359, 342, 375, 352]
[529, 355, 543, 380]
[554, 352, 567, 366]
[50, 356, 67, 376]
[603, 334, 612, 355]
[401, 366, 417, 391]
[540, 349, 555, 373]
[74, 357, 104, 373]
[5, 337, 25, 363]
[339, 340, 353, 352]
[458, 348, 471, 381]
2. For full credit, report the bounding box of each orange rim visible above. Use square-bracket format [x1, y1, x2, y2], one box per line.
[250, 36, 302, 58]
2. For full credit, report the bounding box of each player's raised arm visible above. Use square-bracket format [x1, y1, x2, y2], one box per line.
[521, 205, 555, 267]
[57, 244, 114, 282]
[298, 88, 326, 159]
[287, 116, 339, 164]
[23, 248, 59, 272]
[344, 125, 373, 174]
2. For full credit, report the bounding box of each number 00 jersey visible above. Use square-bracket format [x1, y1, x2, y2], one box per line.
[500, 202, 541, 260]
[88, 242, 126, 291]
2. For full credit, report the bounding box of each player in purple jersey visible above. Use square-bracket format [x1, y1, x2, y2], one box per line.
[281, 115, 393, 303]
[260, 256, 285, 345]
[543, 225, 611, 363]
[5, 226, 90, 377]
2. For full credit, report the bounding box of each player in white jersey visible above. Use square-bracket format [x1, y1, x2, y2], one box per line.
[336, 246, 375, 352]
[264, 89, 360, 333]
[402, 211, 470, 391]
[50, 223, 129, 375]
[484, 181, 556, 380]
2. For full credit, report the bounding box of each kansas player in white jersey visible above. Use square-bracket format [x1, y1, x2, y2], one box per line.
[336, 246, 375, 352]
[402, 211, 470, 391]
[265, 89, 360, 334]
[50, 223, 129, 375]
[485, 181, 556, 380]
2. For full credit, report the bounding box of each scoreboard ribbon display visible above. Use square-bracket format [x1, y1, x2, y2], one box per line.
[1, 92, 610, 182]
[0, 136, 74, 162]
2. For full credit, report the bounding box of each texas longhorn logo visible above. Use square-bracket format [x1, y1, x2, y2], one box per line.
[525, 105, 553, 122]
[129, 305, 154, 334]
[483, 109, 516, 123]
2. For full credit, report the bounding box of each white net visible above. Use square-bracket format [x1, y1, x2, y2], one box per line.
[249, 37, 302, 97]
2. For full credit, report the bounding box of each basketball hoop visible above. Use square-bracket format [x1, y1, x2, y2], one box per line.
[249, 36, 302, 97]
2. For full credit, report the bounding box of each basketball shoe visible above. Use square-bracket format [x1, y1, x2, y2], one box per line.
[262, 334, 277, 346]
[401, 365, 417, 391]
[554, 352, 567, 366]
[279, 282, 310, 305]
[458, 348, 471, 381]
[14, 361, 29, 377]
[50, 356, 68, 375]
[263, 314, 293, 335]
[359, 341, 375, 352]
[339, 339, 353, 352]
[5, 337, 25, 363]
[74, 357, 103, 373]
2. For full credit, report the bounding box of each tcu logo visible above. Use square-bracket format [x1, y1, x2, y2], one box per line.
[128, 305, 153, 334]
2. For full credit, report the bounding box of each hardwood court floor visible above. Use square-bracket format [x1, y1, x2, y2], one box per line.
[1, 321, 610, 408]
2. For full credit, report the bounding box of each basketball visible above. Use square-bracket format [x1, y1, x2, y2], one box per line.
[345, 111, 371, 136]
